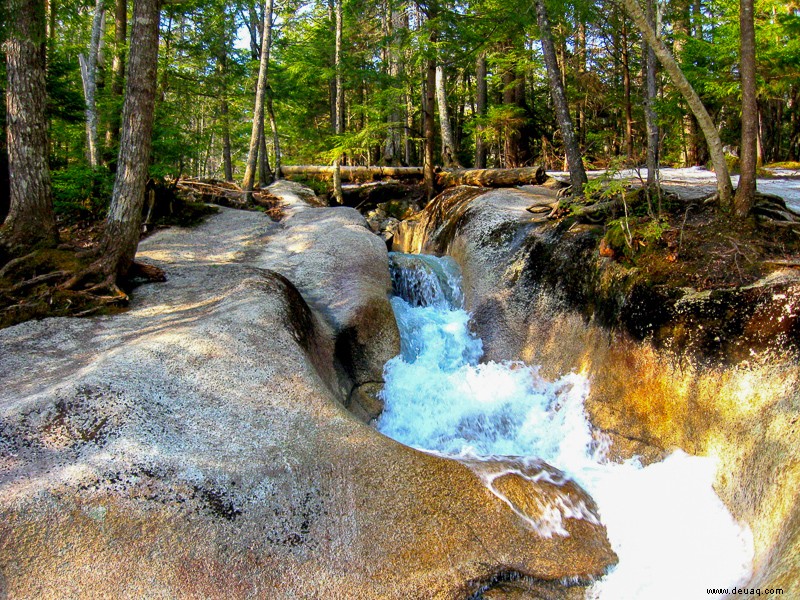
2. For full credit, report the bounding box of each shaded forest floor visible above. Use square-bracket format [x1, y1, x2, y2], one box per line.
[594, 193, 800, 290]
[0, 194, 220, 329]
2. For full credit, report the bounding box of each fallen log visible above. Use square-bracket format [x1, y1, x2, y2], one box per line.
[279, 165, 553, 188]
[281, 165, 424, 181]
[436, 166, 548, 188]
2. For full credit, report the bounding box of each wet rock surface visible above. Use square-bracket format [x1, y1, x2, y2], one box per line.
[402, 184, 800, 596]
[0, 185, 616, 598]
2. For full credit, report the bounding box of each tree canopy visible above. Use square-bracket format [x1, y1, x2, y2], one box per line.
[1, 0, 799, 261]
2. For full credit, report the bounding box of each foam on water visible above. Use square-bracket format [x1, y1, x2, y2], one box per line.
[378, 253, 753, 599]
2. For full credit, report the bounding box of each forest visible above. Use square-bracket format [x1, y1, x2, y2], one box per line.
[1, 0, 800, 317]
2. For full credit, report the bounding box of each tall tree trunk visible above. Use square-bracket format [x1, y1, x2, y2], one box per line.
[266, 85, 281, 178]
[424, 58, 436, 199]
[247, 3, 260, 59]
[673, 0, 699, 166]
[621, 19, 634, 160]
[501, 42, 521, 168]
[644, 0, 660, 191]
[221, 96, 233, 181]
[95, 0, 160, 281]
[217, 52, 233, 182]
[734, 0, 757, 217]
[1, 0, 58, 252]
[243, 0, 274, 194]
[534, 0, 587, 192]
[620, 0, 734, 207]
[381, 1, 394, 165]
[435, 64, 461, 167]
[258, 116, 271, 186]
[79, 0, 105, 168]
[514, 69, 531, 166]
[106, 0, 126, 157]
[45, 0, 56, 55]
[475, 51, 487, 169]
[576, 21, 587, 146]
[332, 0, 344, 204]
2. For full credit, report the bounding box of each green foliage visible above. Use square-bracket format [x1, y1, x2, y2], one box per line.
[51, 166, 114, 223]
[604, 218, 633, 257]
[605, 215, 669, 260]
[24, 0, 800, 191]
[639, 216, 670, 245]
[582, 161, 629, 202]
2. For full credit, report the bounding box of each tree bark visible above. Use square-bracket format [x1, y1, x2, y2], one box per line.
[218, 53, 234, 182]
[243, 0, 275, 194]
[644, 0, 659, 190]
[423, 56, 436, 199]
[1, 0, 58, 251]
[734, 0, 757, 217]
[576, 21, 587, 146]
[106, 0, 126, 155]
[258, 117, 272, 186]
[266, 85, 281, 178]
[79, 0, 105, 168]
[435, 64, 461, 167]
[332, 0, 344, 204]
[621, 19, 634, 160]
[45, 0, 56, 54]
[382, 0, 405, 165]
[475, 51, 487, 169]
[619, 0, 734, 207]
[95, 0, 160, 281]
[534, 0, 587, 192]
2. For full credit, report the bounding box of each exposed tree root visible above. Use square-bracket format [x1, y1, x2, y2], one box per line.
[0, 252, 39, 279]
[130, 261, 167, 283]
[11, 271, 69, 293]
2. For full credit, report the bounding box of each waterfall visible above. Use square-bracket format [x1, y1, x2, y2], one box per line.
[378, 252, 753, 599]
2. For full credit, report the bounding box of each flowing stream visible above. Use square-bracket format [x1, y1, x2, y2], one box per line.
[377, 252, 754, 599]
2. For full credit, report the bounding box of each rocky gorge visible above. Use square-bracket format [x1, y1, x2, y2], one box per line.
[0, 181, 616, 599]
[391, 183, 800, 597]
[1, 178, 798, 598]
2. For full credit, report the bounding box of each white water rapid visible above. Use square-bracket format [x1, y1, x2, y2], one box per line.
[377, 252, 754, 599]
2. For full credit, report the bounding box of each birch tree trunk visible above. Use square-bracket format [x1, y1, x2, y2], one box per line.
[435, 64, 461, 167]
[79, 0, 105, 168]
[243, 0, 275, 194]
[94, 0, 160, 282]
[619, 0, 734, 207]
[1, 0, 59, 252]
[734, 0, 757, 217]
[534, 0, 587, 192]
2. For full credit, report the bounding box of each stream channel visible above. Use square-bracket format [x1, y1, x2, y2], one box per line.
[376, 252, 754, 599]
